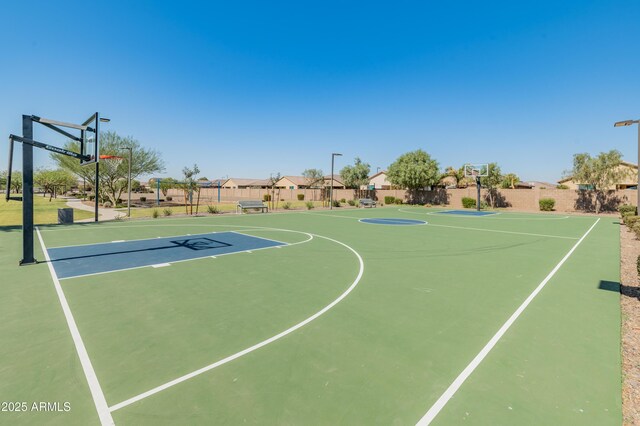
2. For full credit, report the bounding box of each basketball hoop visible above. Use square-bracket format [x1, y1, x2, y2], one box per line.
[99, 155, 124, 174]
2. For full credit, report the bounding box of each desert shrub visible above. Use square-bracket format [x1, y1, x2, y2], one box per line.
[103, 201, 113, 208]
[539, 198, 555, 211]
[166, 196, 172, 201]
[424, 203, 432, 208]
[394, 198, 403, 204]
[305, 201, 314, 210]
[384, 196, 396, 204]
[462, 197, 476, 208]
[88, 195, 95, 201]
[619, 205, 637, 216]
[347, 199, 356, 206]
[556, 184, 569, 189]
[340, 198, 346, 203]
[297, 194, 304, 201]
[637, 255, 640, 278]
[163, 208, 172, 216]
[140, 196, 147, 202]
[152, 209, 159, 218]
[282, 202, 292, 210]
[263, 194, 271, 202]
[207, 205, 220, 214]
[633, 222, 640, 239]
[332, 200, 341, 207]
[625, 215, 640, 228]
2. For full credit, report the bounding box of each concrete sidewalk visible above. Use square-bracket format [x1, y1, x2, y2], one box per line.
[64, 198, 125, 222]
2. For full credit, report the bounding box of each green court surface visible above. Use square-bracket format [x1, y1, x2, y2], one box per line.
[0, 207, 621, 425]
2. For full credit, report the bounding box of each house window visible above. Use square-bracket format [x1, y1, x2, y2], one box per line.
[578, 184, 594, 190]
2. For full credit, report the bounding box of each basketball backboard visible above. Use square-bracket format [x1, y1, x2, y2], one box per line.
[80, 112, 100, 165]
[464, 163, 489, 178]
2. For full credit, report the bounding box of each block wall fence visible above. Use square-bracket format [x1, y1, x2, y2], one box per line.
[159, 187, 636, 213]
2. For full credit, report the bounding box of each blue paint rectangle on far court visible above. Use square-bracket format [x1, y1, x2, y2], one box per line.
[47, 232, 285, 279]
[436, 210, 498, 216]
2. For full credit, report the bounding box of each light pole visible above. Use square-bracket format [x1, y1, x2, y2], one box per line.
[330, 153, 342, 209]
[614, 119, 640, 214]
[118, 146, 132, 217]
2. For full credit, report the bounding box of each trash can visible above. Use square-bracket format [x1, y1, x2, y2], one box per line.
[58, 208, 74, 224]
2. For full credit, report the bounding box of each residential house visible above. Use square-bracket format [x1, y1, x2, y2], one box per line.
[222, 178, 271, 189]
[557, 161, 638, 190]
[324, 175, 345, 189]
[275, 176, 319, 189]
[368, 171, 392, 189]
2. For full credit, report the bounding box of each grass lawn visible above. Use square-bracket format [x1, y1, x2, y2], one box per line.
[0, 195, 94, 226]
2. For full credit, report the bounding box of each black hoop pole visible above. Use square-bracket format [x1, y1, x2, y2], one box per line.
[476, 175, 481, 211]
[21, 115, 36, 265]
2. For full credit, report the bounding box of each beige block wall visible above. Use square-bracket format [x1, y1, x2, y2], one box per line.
[160, 187, 636, 212]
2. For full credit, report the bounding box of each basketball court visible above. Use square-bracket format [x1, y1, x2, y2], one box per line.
[0, 206, 621, 425]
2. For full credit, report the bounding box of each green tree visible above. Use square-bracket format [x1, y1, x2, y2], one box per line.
[570, 150, 630, 214]
[8, 171, 22, 193]
[480, 163, 503, 208]
[268, 172, 281, 210]
[130, 179, 141, 192]
[340, 157, 371, 189]
[51, 131, 164, 206]
[442, 166, 465, 187]
[302, 168, 324, 201]
[34, 168, 76, 201]
[0, 170, 6, 191]
[387, 149, 440, 202]
[501, 173, 520, 189]
[180, 164, 200, 215]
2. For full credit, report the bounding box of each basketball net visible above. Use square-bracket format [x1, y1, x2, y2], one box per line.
[99, 155, 124, 175]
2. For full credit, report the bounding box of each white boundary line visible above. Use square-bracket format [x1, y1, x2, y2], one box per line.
[36, 228, 115, 426]
[109, 231, 364, 413]
[398, 208, 570, 220]
[427, 223, 578, 240]
[415, 218, 600, 425]
[358, 218, 427, 226]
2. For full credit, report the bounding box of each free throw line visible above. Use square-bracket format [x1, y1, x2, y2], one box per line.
[36, 228, 114, 426]
[416, 218, 600, 425]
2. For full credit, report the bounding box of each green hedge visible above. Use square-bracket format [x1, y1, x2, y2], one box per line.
[384, 196, 396, 204]
[625, 215, 640, 228]
[619, 204, 637, 216]
[539, 198, 555, 211]
[462, 197, 476, 208]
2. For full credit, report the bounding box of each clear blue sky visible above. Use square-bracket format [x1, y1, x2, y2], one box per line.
[1, 0, 639, 183]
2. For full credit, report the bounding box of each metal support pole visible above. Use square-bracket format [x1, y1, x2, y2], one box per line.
[128, 150, 132, 217]
[21, 115, 36, 265]
[6, 137, 14, 200]
[157, 178, 161, 206]
[218, 180, 221, 203]
[94, 116, 100, 222]
[476, 176, 481, 211]
[330, 155, 335, 209]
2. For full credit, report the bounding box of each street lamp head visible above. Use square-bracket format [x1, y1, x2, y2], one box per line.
[99, 117, 111, 123]
[332, 153, 342, 157]
[614, 120, 639, 127]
